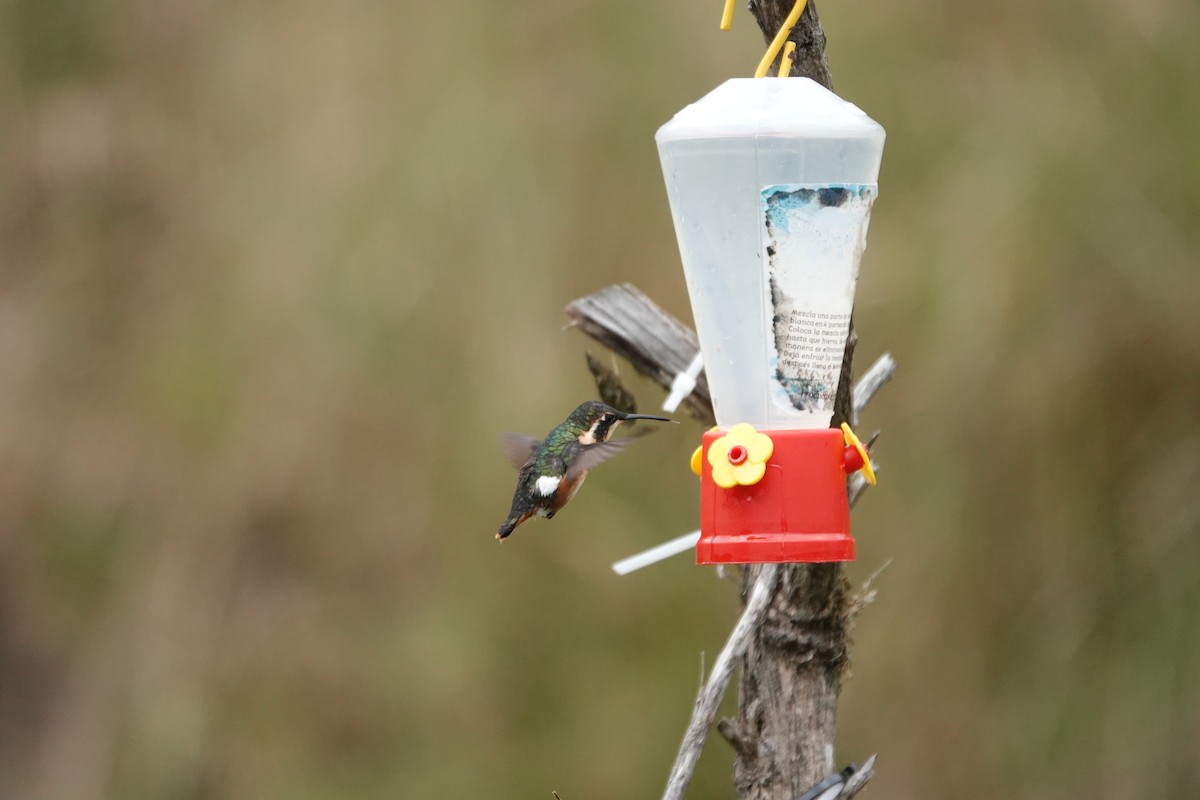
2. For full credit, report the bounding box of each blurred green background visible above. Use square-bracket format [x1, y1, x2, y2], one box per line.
[2, 0, 1199, 798]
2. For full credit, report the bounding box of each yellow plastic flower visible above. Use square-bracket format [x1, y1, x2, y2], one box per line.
[708, 423, 774, 488]
[840, 422, 876, 485]
[690, 426, 721, 476]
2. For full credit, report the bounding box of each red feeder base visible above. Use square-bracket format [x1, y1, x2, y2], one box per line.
[696, 428, 857, 565]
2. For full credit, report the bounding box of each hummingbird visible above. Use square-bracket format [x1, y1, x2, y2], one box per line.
[496, 400, 673, 541]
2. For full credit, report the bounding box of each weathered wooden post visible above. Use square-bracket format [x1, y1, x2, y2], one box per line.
[722, 6, 868, 797]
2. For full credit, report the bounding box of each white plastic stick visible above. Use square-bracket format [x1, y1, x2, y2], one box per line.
[612, 530, 701, 575]
[662, 351, 704, 413]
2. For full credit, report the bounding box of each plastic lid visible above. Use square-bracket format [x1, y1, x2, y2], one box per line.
[656, 78, 885, 142]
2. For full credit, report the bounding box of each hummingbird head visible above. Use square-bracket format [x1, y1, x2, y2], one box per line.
[568, 401, 672, 445]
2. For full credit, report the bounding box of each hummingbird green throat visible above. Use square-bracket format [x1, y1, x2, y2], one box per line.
[496, 400, 673, 541]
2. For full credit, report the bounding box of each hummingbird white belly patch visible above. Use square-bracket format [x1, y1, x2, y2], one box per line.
[535, 475, 562, 496]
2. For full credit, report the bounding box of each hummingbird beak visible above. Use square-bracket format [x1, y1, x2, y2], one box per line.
[618, 412, 675, 423]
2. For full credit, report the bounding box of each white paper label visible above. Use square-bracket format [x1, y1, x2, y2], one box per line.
[762, 184, 876, 419]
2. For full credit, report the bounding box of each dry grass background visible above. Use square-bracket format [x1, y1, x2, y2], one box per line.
[2, 1, 1199, 798]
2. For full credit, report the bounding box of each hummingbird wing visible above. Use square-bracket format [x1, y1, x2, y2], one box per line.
[565, 438, 637, 479]
[501, 434, 542, 468]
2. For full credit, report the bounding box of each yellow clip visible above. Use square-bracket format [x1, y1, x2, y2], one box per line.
[754, 0, 808, 78]
[778, 41, 796, 77]
[840, 423, 876, 485]
[719, 0, 736, 30]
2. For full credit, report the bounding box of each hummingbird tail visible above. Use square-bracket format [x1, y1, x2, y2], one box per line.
[496, 517, 519, 541]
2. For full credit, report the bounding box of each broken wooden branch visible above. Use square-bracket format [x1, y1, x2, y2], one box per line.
[662, 564, 781, 800]
[565, 284, 713, 425]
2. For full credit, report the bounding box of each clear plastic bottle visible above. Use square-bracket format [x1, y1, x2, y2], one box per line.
[657, 78, 885, 429]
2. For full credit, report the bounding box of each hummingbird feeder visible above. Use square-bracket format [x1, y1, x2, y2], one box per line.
[656, 78, 885, 565]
